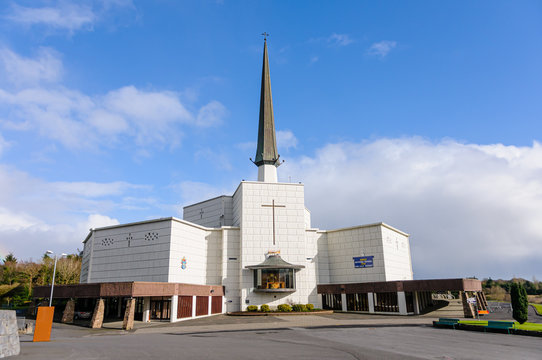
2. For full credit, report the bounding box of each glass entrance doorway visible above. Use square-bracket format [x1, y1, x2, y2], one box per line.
[150, 298, 171, 320]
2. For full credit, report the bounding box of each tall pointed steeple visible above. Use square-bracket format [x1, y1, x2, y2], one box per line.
[253, 36, 280, 182]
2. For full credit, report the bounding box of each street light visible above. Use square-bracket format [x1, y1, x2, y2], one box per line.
[46, 250, 67, 307]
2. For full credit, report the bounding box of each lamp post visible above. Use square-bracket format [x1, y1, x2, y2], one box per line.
[46, 250, 67, 307]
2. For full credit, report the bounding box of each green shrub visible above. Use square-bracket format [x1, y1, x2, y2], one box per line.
[292, 304, 307, 312]
[277, 304, 292, 312]
[246, 305, 258, 312]
[511, 283, 529, 324]
[306, 303, 314, 311]
[260, 304, 270, 312]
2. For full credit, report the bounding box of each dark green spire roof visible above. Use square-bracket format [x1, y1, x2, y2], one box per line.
[254, 39, 280, 167]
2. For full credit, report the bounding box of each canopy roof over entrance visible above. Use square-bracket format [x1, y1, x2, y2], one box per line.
[245, 254, 305, 270]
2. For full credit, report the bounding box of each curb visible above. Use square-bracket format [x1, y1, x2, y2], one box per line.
[227, 310, 334, 316]
[433, 323, 542, 338]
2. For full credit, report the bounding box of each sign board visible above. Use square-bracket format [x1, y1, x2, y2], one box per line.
[467, 297, 477, 304]
[353, 256, 374, 268]
[33, 306, 54, 342]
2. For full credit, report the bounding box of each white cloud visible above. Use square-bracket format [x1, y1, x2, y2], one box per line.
[195, 148, 232, 171]
[4, 1, 135, 34]
[309, 56, 319, 65]
[174, 181, 232, 209]
[327, 33, 354, 47]
[0, 164, 146, 258]
[235, 141, 256, 152]
[6, 3, 96, 32]
[309, 33, 354, 48]
[276, 130, 298, 151]
[196, 100, 227, 127]
[368, 40, 397, 58]
[0, 207, 45, 232]
[102, 86, 195, 147]
[0, 47, 63, 87]
[49, 181, 149, 198]
[83, 214, 119, 230]
[0, 132, 9, 157]
[281, 138, 542, 279]
[0, 48, 226, 152]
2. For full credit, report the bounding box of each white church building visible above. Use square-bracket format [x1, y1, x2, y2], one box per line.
[35, 39, 484, 328]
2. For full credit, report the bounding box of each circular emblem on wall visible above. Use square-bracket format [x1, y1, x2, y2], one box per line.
[181, 256, 187, 270]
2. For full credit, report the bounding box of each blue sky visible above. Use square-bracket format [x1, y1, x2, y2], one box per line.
[0, 0, 541, 280]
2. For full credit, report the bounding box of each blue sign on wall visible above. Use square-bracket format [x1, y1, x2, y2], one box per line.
[353, 256, 374, 268]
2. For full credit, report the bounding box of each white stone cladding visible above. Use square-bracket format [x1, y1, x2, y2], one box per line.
[257, 164, 278, 182]
[236, 181, 319, 309]
[168, 219, 222, 285]
[221, 228, 241, 312]
[183, 196, 234, 228]
[82, 219, 172, 283]
[306, 229, 330, 284]
[381, 226, 413, 281]
[304, 207, 311, 229]
[324, 223, 412, 284]
[79, 232, 93, 283]
[232, 185, 242, 227]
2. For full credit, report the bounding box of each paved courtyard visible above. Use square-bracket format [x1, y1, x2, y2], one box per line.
[17, 313, 542, 359]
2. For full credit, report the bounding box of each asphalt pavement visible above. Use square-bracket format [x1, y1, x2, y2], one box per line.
[17, 313, 542, 360]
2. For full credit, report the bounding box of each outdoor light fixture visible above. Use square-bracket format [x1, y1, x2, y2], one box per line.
[46, 250, 67, 307]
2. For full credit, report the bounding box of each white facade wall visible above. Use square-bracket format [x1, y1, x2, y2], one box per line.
[80, 233, 93, 283]
[168, 219, 221, 285]
[304, 208, 311, 229]
[325, 225, 387, 284]
[381, 226, 413, 281]
[85, 220, 172, 283]
[238, 181, 317, 309]
[221, 228, 241, 312]
[232, 186, 242, 227]
[306, 230, 330, 286]
[183, 196, 234, 228]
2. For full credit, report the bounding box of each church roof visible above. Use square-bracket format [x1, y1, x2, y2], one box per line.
[253, 38, 280, 167]
[245, 254, 305, 270]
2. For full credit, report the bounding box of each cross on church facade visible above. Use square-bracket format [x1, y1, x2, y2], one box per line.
[199, 209, 204, 219]
[261, 199, 285, 246]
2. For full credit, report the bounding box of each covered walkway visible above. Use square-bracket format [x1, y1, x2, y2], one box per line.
[33, 282, 225, 330]
[317, 278, 486, 317]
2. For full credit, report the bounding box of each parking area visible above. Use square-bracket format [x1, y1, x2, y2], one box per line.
[17, 313, 542, 360]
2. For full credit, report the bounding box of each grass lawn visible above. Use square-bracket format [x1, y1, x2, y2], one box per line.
[530, 303, 542, 314]
[459, 320, 542, 332]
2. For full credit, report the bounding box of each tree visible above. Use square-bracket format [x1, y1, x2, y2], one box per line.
[18, 261, 41, 298]
[2, 257, 18, 285]
[56, 256, 81, 284]
[36, 256, 54, 286]
[3, 253, 17, 263]
[510, 282, 529, 324]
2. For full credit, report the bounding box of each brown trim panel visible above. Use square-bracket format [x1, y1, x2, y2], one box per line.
[317, 278, 482, 294]
[33, 282, 225, 299]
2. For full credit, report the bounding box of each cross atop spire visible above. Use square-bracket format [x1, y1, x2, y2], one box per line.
[253, 36, 280, 173]
[261, 32, 269, 41]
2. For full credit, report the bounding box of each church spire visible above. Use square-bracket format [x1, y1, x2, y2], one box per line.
[253, 35, 281, 183]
